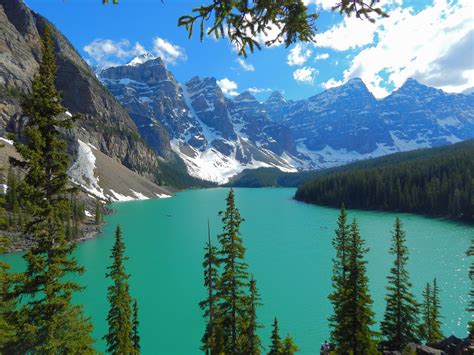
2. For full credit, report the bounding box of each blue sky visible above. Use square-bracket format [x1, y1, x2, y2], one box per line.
[25, 0, 473, 101]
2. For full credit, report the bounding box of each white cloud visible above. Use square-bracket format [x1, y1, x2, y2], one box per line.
[84, 39, 146, 68]
[83, 37, 186, 68]
[247, 87, 272, 94]
[217, 78, 239, 96]
[318, 0, 474, 97]
[304, 0, 403, 11]
[322, 78, 344, 89]
[315, 53, 330, 60]
[314, 16, 378, 51]
[236, 58, 255, 72]
[152, 37, 187, 65]
[293, 67, 318, 84]
[287, 43, 313, 66]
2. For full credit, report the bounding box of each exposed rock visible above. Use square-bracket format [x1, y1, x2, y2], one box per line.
[0, 0, 161, 180]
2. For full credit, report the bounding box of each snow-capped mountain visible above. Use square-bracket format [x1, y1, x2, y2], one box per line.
[100, 59, 301, 183]
[99, 55, 474, 183]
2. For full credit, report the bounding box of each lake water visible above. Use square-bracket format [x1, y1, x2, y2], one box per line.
[2, 188, 472, 354]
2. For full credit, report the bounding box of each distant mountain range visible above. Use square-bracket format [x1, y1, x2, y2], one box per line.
[1, 0, 473, 189]
[99, 55, 474, 183]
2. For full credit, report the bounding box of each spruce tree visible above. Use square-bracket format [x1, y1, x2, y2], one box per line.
[104, 225, 134, 354]
[216, 188, 249, 353]
[268, 317, 282, 355]
[8, 24, 94, 353]
[241, 276, 262, 355]
[381, 217, 419, 350]
[282, 335, 298, 355]
[0, 237, 17, 349]
[467, 233, 474, 339]
[430, 278, 443, 342]
[200, 221, 221, 354]
[131, 299, 141, 355]
[343, 218, 376, 354]
[328, 204, 351, 347]
[419, 282, 432, 342]
[95, 198, 102, 225]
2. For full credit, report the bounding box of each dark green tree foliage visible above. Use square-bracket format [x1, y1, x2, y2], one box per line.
[132, 299, 141, 355]
[268, 317, 283, 355]
[328, 204, 351, 347]
[95, 198, 102, 225]
[282, 335, 298, 355]
[419, 279, 443, 344]
[104, 225, 134, 354]
[467, 234, 474, 339]
[5, 165, 21, 228]
[342, 218, 376, 354]
[200, 221, 222, 354]
[216, 188, 250, 353]
[295, 141, 474, 221]
[0, 237, 17, 348]
[7, 24, 94, 353]
[244, 276, 263, 355]
[381, 218, 420, 350]
[430, 279, 443, 342]
[103, 1, 386, 57]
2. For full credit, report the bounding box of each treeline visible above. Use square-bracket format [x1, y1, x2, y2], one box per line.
[295, 140, 474, 221]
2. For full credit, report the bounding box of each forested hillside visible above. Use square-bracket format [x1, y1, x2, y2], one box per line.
[295, 140, 474, 221]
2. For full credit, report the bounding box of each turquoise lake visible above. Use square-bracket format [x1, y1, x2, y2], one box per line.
[2, 188, 473, 354]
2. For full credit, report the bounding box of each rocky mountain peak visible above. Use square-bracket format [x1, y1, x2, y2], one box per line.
[127, 52, 157, 66]
[101, 57, 171, 84]
[234, 91, 258, 103]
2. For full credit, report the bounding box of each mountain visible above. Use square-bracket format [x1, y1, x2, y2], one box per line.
[100, 62, 301, 183]
[0, 0, 174, 200]
[295, 139, 474, 222]
[99, 57, 474, 183]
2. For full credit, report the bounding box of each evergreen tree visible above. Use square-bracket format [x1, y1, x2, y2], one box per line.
[131, 299, 141, 355]
[381, 217, 419, 350]
[104, 225, 134, 354]
[282, 335, 298, 355]
[342, 218, 376, 354]
[466, 233, 474, 339]
[268, 318, 282, 355]
[95, 198, 102, 225]
[419, 282, 432, 342]
[0, 238, 17, 349]
[430, 278, 443, 342]
[200, 221, 221, 354]
[7, 24, 94, 353]
[216, 188, 250, 353]
[328, 204, 351, 346]
[241, 276, 262, 355]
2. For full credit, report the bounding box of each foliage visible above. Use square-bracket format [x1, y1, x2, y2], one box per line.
[282, 335, 298, 355]
[328, 204, 351, 347]
[296, 140, 474, 222]
[467, 233, 474, 339]
[104, 225, 134, 354]
[103, 0, 386, 57]
[381, 218, 420, 350]
[4, 24, 94, 353]
[243, 276, 263, 355]
[268, 317, 283, 355]
[132, 299, 141, 354]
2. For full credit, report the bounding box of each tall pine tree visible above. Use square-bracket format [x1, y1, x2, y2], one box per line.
[104, 225, 133, 354]
[342, 218, 376, 354]
[419, 282, 433, 343]
[242, 276, 262, 355]
[216, 188, 250, 354]
[7, 24, 94, 353]
[466, 233, 474, 339]
[268, 317, 283, 355]
[381, 217, 419, 350]
[328, 204, 351, 347]
[131, 299, 141, 355]
[200, 221, 222, 354]
[430, 278, 443, 342]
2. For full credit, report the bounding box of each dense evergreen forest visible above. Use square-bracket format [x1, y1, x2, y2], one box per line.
[295, 140, 474, 222]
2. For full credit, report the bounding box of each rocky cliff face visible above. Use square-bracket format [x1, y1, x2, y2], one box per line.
[99, 54, 474, 183]
[99, 61, 299, 183]
[0, 0, 160, 179]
